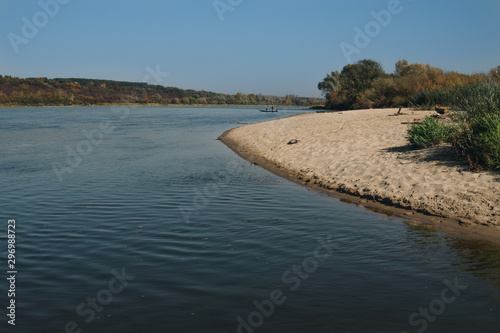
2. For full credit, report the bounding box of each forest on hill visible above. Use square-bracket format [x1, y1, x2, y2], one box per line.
[318, 59, 500, 110]
[0, 76, 322, 107]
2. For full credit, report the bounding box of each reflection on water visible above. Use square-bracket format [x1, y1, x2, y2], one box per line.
[406, 220, 500, 301]
[405, 221, 442, 243]
[448, 237, 500, 300]
[0, 106, 499, 333]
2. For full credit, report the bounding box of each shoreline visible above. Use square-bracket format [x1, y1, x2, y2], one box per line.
[219, 109, 500, 244]
[0, 103, 319, 109]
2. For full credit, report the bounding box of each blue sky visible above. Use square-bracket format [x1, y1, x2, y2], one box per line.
[0, 0, 499, 97]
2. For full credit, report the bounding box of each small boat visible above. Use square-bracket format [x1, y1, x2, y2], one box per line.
[259, 107, 278, 112]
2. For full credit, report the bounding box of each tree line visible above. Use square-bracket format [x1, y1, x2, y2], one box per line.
[318, 59, 500, 110]
[0, 76, 322, 107]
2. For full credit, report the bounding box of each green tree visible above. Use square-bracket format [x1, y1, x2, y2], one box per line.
[235, 92, 243, 104]
[395, 59, 409, 76]
[339, 59, 385, 96]
[318, 71, 340, 96]
[318, 59, 385, 110]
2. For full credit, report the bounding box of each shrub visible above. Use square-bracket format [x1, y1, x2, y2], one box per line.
[454, 79, 500, 119]
[411, 88, 454, 109]
[352, 92, 374, 109]
[453, 113, 500, 170]
[449, 80, 500, 170]
[408, 116, 458, 149]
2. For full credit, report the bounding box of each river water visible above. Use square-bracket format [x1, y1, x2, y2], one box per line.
[1, 106, 499, 333]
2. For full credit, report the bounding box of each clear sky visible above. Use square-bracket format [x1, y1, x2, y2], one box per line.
[0, 0, 499, 97]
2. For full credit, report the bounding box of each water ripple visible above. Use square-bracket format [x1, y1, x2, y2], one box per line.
[1, 107, 499, 332]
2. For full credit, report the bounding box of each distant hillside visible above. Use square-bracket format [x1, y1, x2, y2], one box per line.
[0, 75, 322, 107]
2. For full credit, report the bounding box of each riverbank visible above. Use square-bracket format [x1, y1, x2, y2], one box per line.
[0, 103, 316, 108]
[219, 108, 500, 243]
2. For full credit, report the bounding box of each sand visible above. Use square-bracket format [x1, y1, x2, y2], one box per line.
[219, 108, 500, 242]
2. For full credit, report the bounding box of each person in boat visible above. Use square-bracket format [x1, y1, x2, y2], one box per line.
[271, 106, 274, 111]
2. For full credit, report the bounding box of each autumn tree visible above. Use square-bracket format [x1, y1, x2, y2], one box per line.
[490, 66, 500, 81]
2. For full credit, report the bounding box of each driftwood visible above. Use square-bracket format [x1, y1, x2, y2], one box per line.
[390, 107, 407, 116]
[435, 105, 448, 115]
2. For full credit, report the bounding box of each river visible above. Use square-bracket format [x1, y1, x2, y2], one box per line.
[1, 106, 499, 333]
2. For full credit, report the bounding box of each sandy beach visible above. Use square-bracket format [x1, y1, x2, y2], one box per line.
[220, 108, 500, 242]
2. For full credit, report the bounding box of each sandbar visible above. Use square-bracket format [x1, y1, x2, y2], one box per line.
[219, 109, 500, 243]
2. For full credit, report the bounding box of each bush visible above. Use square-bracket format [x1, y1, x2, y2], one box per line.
[454, 80, 500, 119]
[453, 113, 500, 170]
[411, 88, 454, 109]
[408, 116, 458, 149]
[352, 92, 374, 109]
[449, 80, 500, 170]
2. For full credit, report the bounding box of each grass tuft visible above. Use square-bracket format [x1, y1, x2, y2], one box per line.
[408, 79, 500, 171]
[408, 116, 457, 149]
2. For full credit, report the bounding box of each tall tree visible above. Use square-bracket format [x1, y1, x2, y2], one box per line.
[395, 59, 409, 76]
[318, 71, 341, 96]
[339, 59, 385, 96]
